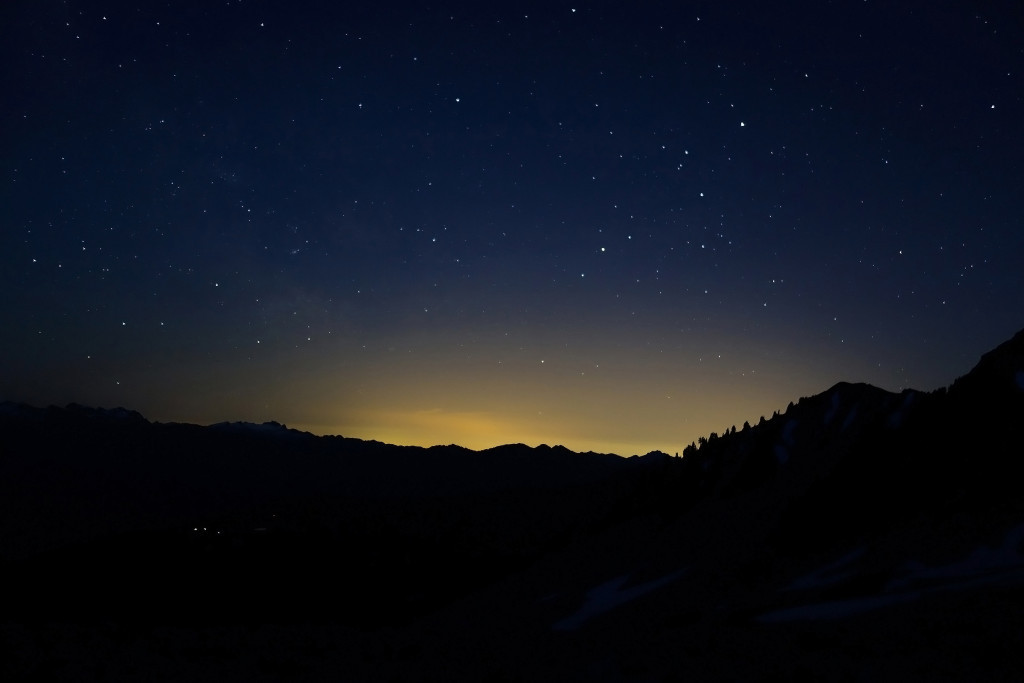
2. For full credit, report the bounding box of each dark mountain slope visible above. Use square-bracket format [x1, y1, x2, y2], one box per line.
[2, 327, 1024, 681]
[0, 407, 629, 560]
[0, 403, 659, 628]
[378, 329, 1024, 681]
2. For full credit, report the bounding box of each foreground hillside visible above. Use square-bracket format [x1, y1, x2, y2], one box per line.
[2, 328, 1024, 681]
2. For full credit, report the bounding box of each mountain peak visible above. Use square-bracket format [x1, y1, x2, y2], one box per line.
[64, 403, 148, 422]
[207, 420, 310, 438]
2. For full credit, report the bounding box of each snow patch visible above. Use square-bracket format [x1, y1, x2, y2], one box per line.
[759, 522, 1024, 623]
[823, 391, 841, 425]
[552, 569, 686, 631]
[756, 593, 920, 622]
[774, 419, 798, 464]
[887, 522, 1024, 592]
[782, 419, 798, 444]
[841, 406, 858, 432]
[785, 547, 866, 592]
[887, 391, 916, 429]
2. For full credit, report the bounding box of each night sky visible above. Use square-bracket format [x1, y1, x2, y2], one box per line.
[3, 1, 1022, 455]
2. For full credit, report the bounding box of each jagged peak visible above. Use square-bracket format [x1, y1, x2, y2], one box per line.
[207, 420, 310, 438]
[64, 403, 148, 422]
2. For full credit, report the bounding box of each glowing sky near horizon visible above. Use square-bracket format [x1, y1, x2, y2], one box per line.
[2, 2, 1022, 455]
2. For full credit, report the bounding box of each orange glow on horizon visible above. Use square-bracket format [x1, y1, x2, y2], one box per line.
[35, 326, 910, 458]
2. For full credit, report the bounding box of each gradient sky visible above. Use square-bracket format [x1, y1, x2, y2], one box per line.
[3, 1, 1022, 455]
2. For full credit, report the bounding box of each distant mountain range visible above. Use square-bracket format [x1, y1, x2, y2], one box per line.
[2, 327, 1024, 681]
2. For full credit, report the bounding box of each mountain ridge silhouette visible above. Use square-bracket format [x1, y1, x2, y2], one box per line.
[2, 327, 1024, 681]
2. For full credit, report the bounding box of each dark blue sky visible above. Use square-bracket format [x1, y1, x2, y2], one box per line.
[3, 1, 1022, 454]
